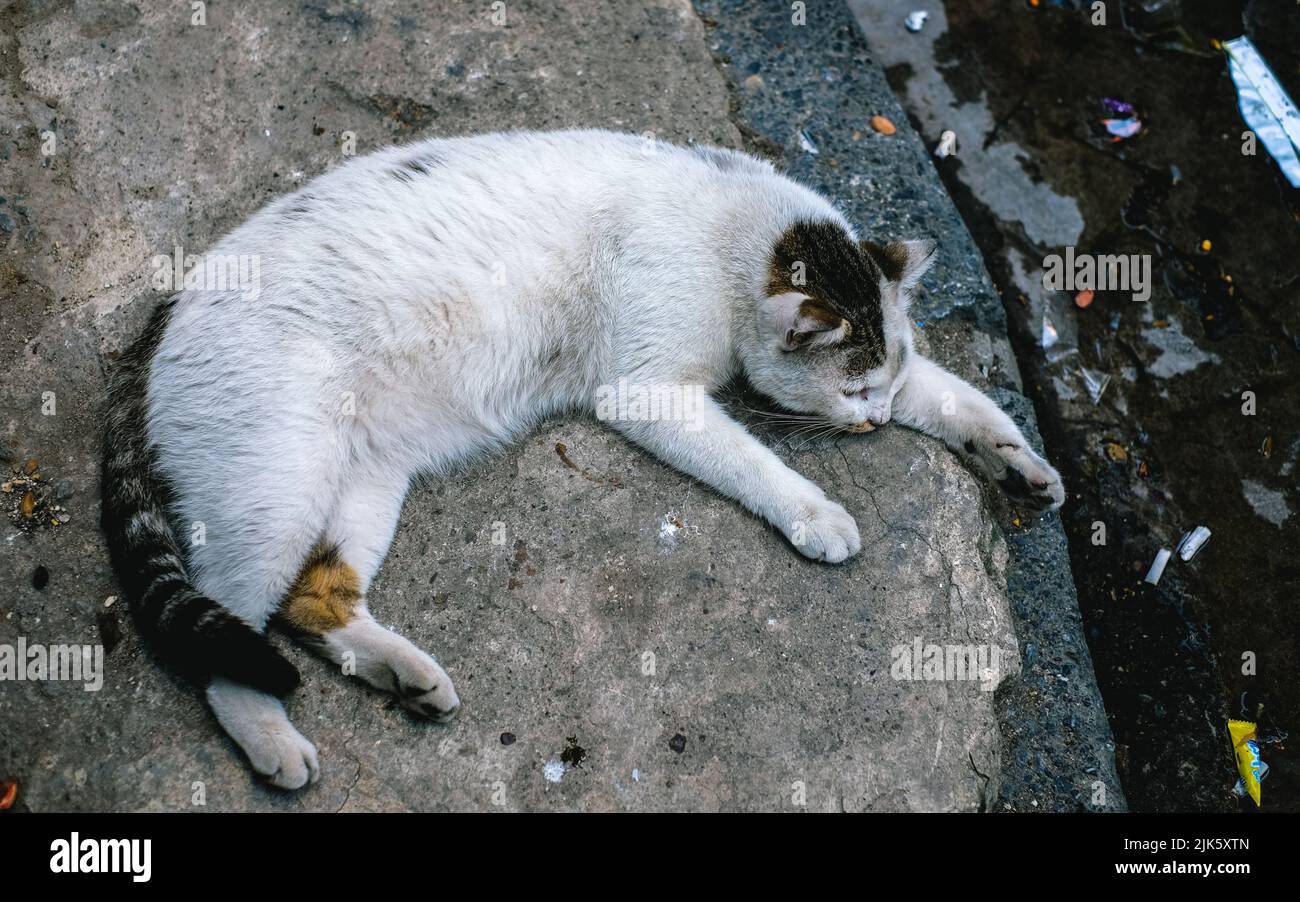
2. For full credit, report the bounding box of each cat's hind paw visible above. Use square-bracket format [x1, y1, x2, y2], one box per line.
[327, 618, 461, 722]
[207, 678, 320, 791]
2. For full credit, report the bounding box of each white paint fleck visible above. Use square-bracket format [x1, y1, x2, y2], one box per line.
[657, 512, 696, 553]
[1241, 479, 1291, 527]
[543, 758, 566, 783]
[1140, 318, 1219, 378]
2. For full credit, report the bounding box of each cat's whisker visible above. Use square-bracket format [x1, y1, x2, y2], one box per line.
[784, 421, 843, 450]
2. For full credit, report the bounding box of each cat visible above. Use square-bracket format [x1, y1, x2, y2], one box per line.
[102, 129, 1064, 789]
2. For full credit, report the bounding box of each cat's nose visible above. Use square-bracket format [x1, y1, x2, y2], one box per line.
[866, 402, 891, 426]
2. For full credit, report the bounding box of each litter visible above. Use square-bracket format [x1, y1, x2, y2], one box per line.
[1103, 117, 1143, 140]
[1228, 720, 1266, 806]
[1098, 97, 1143, 140]
[1175, 525, 1211, 561]
[1041, 314, 1059, 350]
[797, 130, 819, 155]
[1223, 37, 1300, 188]
[1146, 524, 1212, 586]
[1074, 289, 1094, 308]
[1144, 548, 1172, 585]
[905, 11, 928, 33]
[1080, 366, 1110, 404]
[934, 129, 958, 158]
[870, 115, 897, 135]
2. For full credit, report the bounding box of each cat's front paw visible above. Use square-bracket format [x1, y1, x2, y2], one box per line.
[976, 439, 1065, 513]
[782, 493, 861, 563]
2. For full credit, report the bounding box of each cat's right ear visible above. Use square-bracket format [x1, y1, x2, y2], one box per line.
[761, 292, 849, 352]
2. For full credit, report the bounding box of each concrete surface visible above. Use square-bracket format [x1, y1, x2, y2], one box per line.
[1, 0, 1111, 811]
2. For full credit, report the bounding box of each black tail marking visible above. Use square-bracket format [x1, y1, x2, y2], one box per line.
[101, 300, 299, 696]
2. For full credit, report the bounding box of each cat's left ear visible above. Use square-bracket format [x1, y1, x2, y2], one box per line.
[862, 239, 937, 292]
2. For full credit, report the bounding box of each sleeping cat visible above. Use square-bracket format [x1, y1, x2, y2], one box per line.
[102, 129, 1064, 789]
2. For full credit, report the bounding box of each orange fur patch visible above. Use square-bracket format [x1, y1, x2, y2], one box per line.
[281, 543, 362, 634]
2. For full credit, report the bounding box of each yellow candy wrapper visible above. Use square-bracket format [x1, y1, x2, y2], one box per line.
[1228, 719, 1264, 806]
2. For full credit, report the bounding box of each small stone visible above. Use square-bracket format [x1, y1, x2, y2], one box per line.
[55, 480, 76, 500]
[870, 115, 896, 136]
[22, 458, 38, 476]
[669, 733, 687, 754]
[500, 731, 516, 746]
[20, 491, 36, 519]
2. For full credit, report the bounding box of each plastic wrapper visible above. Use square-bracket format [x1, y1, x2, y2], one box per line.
[1228, 720, 1265, 806]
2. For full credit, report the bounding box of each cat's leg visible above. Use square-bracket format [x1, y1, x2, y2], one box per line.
[278, 475, 460, 722]
[611, 394, 861, 562]
[186, 458, 329, 790]
[892, 355, 1065, 511]
[207, 678, 320, 790]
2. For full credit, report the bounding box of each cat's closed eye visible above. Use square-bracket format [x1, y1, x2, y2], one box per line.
[841, 387, 870, 399]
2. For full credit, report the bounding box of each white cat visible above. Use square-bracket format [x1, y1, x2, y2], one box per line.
[103, 129, 1063, 789]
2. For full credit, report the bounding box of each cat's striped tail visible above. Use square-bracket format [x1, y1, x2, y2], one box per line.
[100, 300, 300, 696]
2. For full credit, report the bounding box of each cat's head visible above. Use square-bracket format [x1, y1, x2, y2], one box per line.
[745, 220, 935, 430]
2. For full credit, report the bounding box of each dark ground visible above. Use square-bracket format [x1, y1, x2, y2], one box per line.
[875, 0, 1298, 811]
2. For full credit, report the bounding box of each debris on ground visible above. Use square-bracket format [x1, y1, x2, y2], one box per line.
[1099, 97, 1144, 141]
[2, 460, 72, 531]
[1080, 366, 1110, 404]
[1223, 36, 1300, 188]
[0, 778, 16, 810]
[1228, 719, 1266, 806]
[1144, 548, 1172, 585]
[1145, 524, 1213, 586]
[870, 115, 897, 135]
[797, 129, 819, 155]
[934, 129, 958, 158]
[905, 11, 928, 33]
[1175, 526, 1212, 562]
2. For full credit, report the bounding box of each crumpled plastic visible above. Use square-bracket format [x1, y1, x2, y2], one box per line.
[1224, 37, 1300, 188]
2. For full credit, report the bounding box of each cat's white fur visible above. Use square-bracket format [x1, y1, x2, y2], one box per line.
[146, 130, 1063, 787]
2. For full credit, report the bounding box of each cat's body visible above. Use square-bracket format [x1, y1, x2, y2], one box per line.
[103, 130, 1064, 789]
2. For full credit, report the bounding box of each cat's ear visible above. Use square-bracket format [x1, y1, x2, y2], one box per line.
[761, 292, 849, 352]
[862, 239, 937, 291]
